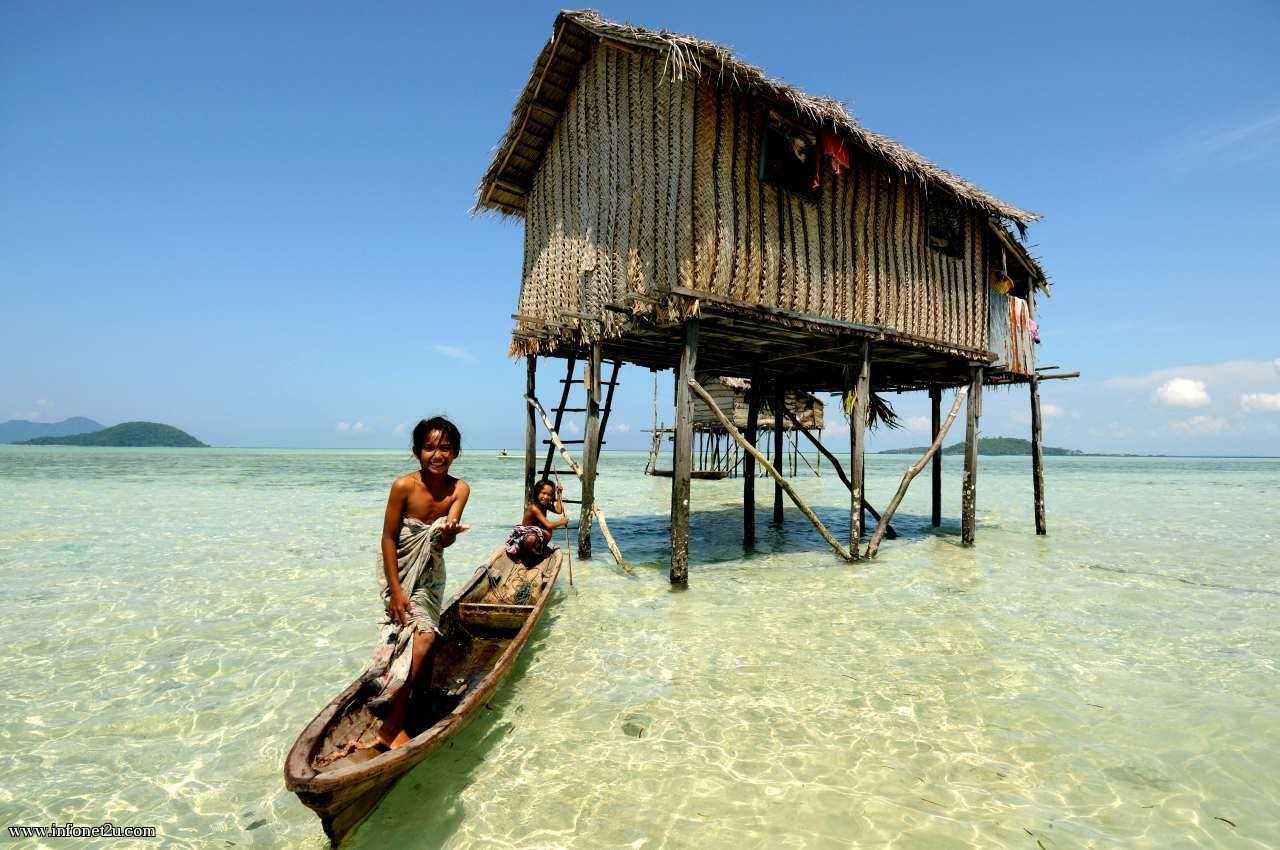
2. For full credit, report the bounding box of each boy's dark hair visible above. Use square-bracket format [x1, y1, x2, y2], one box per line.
[531, 478, 556, 500]
[412, 416, 462, 458]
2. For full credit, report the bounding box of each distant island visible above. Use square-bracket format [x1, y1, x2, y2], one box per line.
[880, 436, 1082, 456]
[17, 421, 208, 448]
[0, 417, 104, 444]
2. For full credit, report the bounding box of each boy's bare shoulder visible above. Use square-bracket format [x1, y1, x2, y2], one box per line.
[391, 472, 421, 491]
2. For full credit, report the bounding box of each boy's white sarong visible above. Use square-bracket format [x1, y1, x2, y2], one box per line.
[362, 516, 447, 714]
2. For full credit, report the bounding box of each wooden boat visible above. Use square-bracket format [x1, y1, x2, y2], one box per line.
[284, 545, 562, 846]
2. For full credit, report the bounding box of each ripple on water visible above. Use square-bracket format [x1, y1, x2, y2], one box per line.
[0, 448, 1277, 848]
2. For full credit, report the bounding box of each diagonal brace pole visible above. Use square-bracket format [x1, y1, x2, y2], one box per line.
[527, 395, 632, 573]
[688, 378, 854, 562]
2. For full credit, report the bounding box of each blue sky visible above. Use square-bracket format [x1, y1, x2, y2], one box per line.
[3, 1, 1278, 453]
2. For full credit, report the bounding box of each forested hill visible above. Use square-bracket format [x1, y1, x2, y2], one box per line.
[19, 422, 208, 448]
[880, 437, 1082, 456]
[0, 417, 104, 443]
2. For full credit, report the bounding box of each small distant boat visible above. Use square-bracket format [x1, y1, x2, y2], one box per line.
[284, 546, 562, 846]
[497, 449, 516, 459]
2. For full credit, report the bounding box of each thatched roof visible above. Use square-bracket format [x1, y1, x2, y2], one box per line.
[477, 9, 1040, 226]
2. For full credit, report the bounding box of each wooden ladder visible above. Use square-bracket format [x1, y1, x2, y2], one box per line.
[539, 356, 621, 509]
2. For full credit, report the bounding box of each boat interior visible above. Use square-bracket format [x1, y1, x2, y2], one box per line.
[309, 551, 558, 772]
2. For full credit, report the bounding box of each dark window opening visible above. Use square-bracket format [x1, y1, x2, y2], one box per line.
[926, 194, 965, 258]
[759, 116, 818, 198]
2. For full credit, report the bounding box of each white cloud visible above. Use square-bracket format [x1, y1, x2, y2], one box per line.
[565, 420, 581, 435]
[1154, 378, 1209, 408]
[1160, 109, 1280, 171]
[1241, 393, 1280, 412]
[824, 419, 850, 438]
[351, 421, 369, 433]
[610, 422, 631, 433]
[1089, 421, 1134, 440]
[432, 345, 472, 361]
[393, 422, 408, 434]
[1106, 359, 1278, 393]
[336, 421, 350, 431]
[1170, 415, 1227, 435]
[905, 415, 930, 433]
[1041, 402, 1065, 418]
[36, 399, 49, 407]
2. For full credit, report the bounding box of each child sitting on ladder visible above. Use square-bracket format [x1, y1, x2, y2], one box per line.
[505, 478, 567, 563]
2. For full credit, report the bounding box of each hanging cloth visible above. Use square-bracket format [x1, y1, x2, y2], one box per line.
[814, 132, 850, 189]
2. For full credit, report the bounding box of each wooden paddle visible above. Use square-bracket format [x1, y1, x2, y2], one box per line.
[553, 471, 574, 587]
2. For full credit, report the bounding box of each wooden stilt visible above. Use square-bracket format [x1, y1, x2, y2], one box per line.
[744, 368, 759, 545]
[815, 428, 822, 477]
[850, 341, 870, 557]
[689, 378, 853, 561]
[929, 386, 942, 527]
[671, 319, 698, 585]
[524, 356, 537, 510]
[772, 383, 785, 524]
[961, 366, 983, 546]
[866, 386, 968, 558]
[1030, 375, 1046, 535]
[579, 344, 602, 559]
[781, 407, 896, 539]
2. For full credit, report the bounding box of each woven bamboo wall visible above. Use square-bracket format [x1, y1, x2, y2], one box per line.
[519, 46, 696, 343]
[688, 79, 990, 352]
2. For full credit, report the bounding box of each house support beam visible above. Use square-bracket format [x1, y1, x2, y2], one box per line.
[781, 407, 896, 540]
[930, 386, 942, 527]
[1030, 375, 1047, 535]
[688, 378, 853, 561]
[961, 366, 984, 546]
[743, 365, 760, 546]
[850, 341, 870, 557]
[866, 386, 968, 558]
[772, 382, 785, 524]
[524, 356, 537, 510]
[670, 319, 698, 585]
[579, 344, 602, 558]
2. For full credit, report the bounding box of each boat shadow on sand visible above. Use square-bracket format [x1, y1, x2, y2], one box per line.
[337, 604, 562, 849]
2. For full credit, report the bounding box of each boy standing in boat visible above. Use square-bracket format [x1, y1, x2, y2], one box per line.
[365, 416, 469, 750]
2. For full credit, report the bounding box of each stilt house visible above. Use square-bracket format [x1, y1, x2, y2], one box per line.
[479, 10, 1068, 582]
[646, 379, 825, 480]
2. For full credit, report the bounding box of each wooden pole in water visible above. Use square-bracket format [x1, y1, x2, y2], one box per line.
[772, 382, 785, 524]
[961, 366, 983, 546]
[1030, 375, 1046, 535]
[579, 344, 602, 559]
[524, 356, 537, 513]
[781, 407, 896, 540]
[689, 378, 853, 561]
[743, 367, 760, 545]
[867, 386, 968, 558]
[671, 319, 698, 586]
[850, 341, 870, 557]
[929, 386, 942, 527]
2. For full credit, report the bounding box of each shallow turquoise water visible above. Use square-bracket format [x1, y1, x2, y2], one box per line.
[1, 447, 1277, 848]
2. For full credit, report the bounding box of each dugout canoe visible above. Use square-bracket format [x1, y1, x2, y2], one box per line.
[284, 545, 562, 846]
